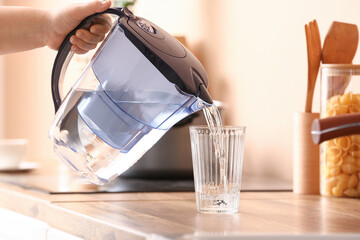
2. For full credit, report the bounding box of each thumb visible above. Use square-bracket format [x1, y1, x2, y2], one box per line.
[72, 0, 112, 21]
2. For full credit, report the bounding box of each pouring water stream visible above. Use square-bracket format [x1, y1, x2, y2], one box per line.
[202, 104, 227, 196]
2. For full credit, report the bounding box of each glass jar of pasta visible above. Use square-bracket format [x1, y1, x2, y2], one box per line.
[320, 64, 360, 198]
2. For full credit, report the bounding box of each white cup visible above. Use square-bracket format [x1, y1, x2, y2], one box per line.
[0, 139, 28, 168]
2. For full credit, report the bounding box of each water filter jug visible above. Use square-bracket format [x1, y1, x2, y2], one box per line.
[48, 8, 213, 184]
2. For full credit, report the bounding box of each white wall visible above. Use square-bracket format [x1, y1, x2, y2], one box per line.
[0, 55, 3, 139]
[0, 0, 3, 138]
[1, 0, 59, 166]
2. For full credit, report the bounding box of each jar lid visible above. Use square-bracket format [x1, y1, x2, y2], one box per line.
[321, 64, 360, 75]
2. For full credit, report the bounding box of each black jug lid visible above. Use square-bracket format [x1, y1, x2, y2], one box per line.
[119, 10, 213, 104]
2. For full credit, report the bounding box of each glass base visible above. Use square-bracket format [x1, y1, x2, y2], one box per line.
[196, 192, 240, 214]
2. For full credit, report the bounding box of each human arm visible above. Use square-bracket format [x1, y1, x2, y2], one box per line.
[0, 0, 111, 55]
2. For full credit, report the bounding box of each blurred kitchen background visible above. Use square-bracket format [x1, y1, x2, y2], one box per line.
[1, 0, 360, 183]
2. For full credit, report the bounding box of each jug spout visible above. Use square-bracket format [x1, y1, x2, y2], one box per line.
[191, 96, 212, 113]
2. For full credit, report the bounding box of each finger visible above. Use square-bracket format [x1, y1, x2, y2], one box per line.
[71, 45, 88, 55]
[93, 14, 113, 28]
[90, 24, 111, 36]
[76, 29, 105, 44]
[70, 35, 97, 51]
[90, 17, 112, 34]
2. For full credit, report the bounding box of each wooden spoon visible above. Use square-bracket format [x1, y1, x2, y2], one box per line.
[322, 21, 359, 95]
[305, 20, 321, 113]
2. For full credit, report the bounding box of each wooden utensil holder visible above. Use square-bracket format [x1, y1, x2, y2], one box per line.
[293, 112, 320, 194]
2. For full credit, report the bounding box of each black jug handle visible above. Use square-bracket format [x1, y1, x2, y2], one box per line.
[51, 7, 131, 112]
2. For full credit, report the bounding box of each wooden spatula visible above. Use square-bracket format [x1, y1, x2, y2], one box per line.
[322, 21, 358, 63]
[322, 21, 359, 95]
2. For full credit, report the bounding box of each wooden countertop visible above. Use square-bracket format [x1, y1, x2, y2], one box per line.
[0, 167, 359, 240]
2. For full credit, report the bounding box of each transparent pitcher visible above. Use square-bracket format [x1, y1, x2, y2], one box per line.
[49, 8, 213, 185]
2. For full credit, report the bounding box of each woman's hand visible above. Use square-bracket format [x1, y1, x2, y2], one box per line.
[47, 0, 112, 54]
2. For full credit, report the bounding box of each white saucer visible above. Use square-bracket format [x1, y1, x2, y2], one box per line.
[0, 162, 40, 172]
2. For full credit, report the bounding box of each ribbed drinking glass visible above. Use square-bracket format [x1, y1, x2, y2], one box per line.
[189, 126, 246, 214]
